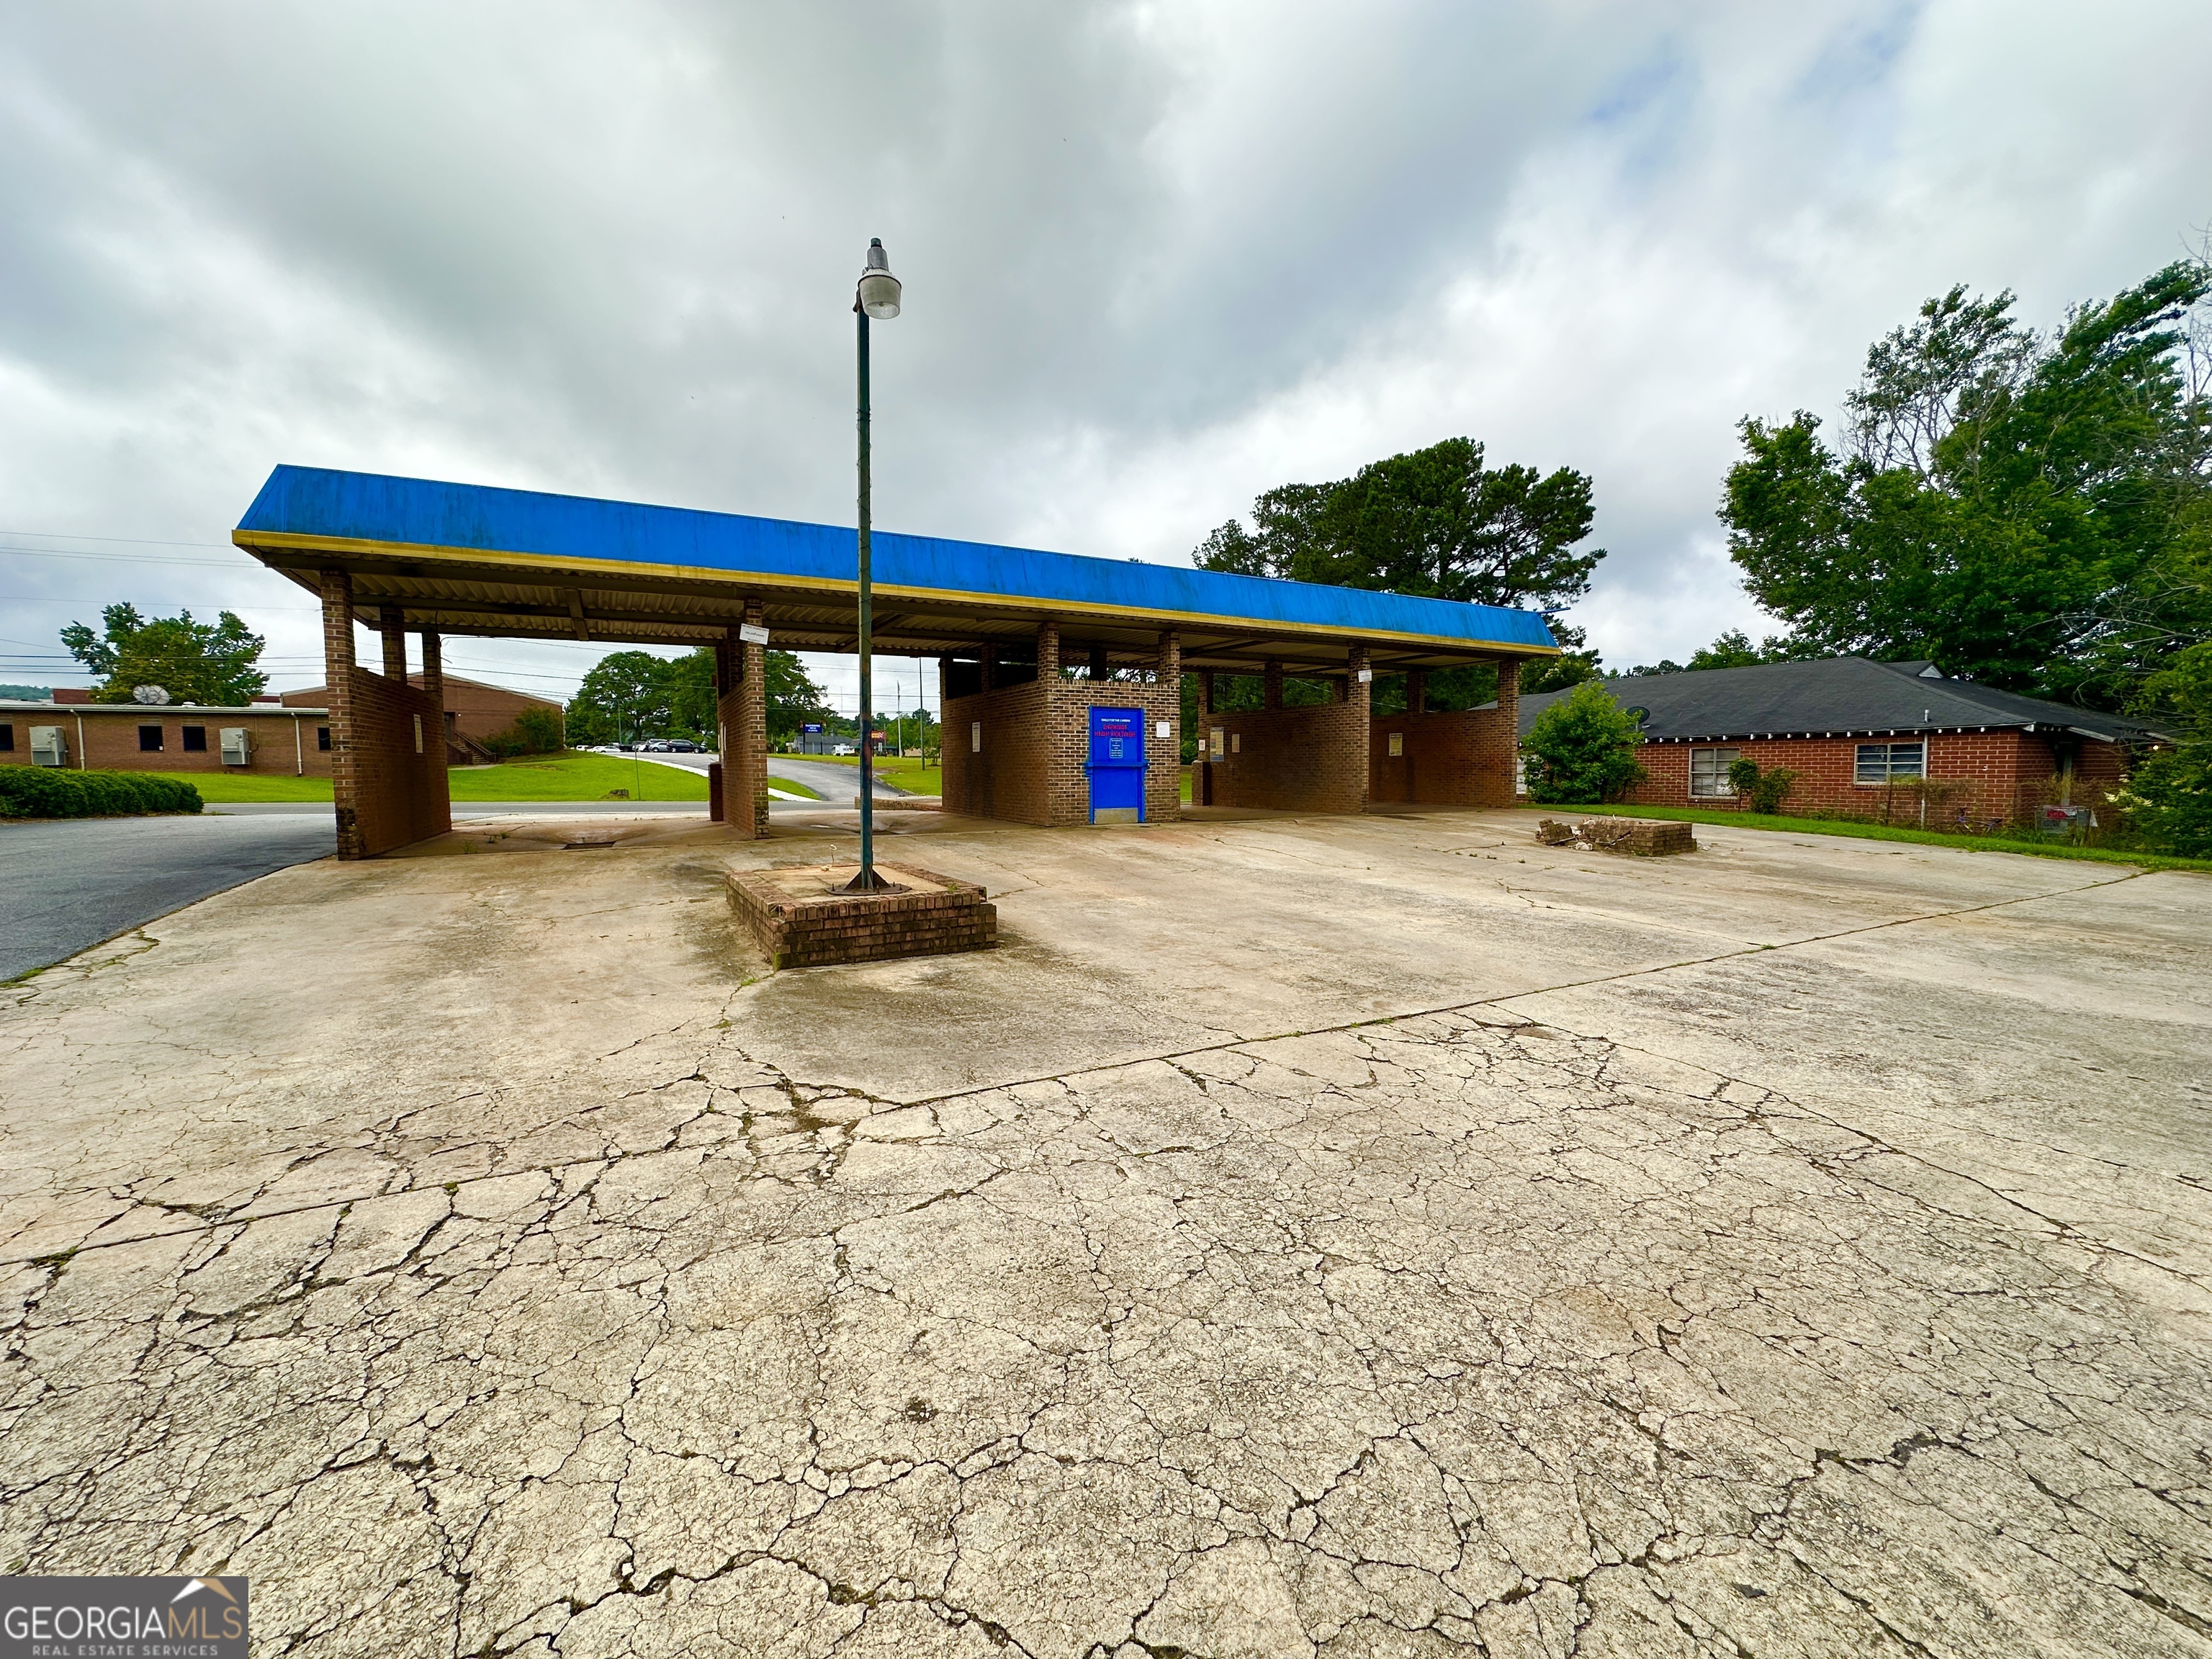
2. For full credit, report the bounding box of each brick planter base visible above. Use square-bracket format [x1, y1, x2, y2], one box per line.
[727, 862, 997, 969]
[1535, 817, 1697, 856]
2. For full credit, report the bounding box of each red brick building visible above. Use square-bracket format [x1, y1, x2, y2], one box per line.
[0, 698, 333, 775]
[281, 672, 559, 764]
[1516, 658, 2171, 824]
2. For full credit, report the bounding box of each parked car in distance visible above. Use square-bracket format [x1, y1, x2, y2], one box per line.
[668, 739, 698, 752]
[830, 743, 856, 756]
[643, 739, 672, 752]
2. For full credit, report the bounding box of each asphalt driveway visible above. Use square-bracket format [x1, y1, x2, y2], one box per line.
[0, 812, 335, 981]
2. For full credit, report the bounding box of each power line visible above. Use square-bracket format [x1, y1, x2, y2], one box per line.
[0, 529, 232, 547]
[0, 547, 257, 569]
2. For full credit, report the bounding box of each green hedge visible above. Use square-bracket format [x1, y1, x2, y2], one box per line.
[0, 765, 204, 819]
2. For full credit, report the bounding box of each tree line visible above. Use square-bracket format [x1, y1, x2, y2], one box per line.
[1192, 251, 2211, 850]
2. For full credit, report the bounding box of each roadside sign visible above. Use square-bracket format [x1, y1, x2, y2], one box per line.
[801, 721, 824, 734]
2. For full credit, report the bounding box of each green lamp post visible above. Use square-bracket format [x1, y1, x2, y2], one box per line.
[847, 237, 902, 892]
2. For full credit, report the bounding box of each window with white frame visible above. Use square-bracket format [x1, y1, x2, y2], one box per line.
[1855, 741, 1925, 784]
[1689, 747, 1741, 798]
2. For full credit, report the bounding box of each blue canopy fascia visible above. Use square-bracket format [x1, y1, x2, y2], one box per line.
[236, 465, 1560, 656]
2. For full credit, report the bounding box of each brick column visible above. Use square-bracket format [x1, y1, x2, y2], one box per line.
[1264, 660, 1283, 710]
[735, 601, 768, 836]
[1197, 670, 1213, 714]
[1408, 669, 1426, 714]
[1348, 645, 1372, 810]
[1496, 658, 1519, 798]
[1038, 621, 1060, 680]
[1154, 631, 1182, 821]
[379, 605, 408, 681]
[420, 631, 444, 759]
[322, 570, 364, 860]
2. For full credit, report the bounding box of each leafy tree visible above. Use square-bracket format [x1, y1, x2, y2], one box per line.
[2118, 639, 2212, 854]
[1195, 436, 1606, 663]
[1722, 259, 2212, 703]
[1622, 629, 1797, 677]
[1521, 681, 1647, 803]
[666, 649, 718, 737]
[60, 603, 268, 705]
[570, 650, 672, 743]
[768, 651, 830, 742]
[566, 646, 828, 745]
[1520, 649, 1603, 694]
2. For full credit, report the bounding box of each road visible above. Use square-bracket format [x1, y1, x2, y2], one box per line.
[621, 750, 909, 801]
[0, 813, 336, 981]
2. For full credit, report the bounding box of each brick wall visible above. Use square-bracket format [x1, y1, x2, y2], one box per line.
[15, 709, 333, 775]
[941, 624, 1183, 826]
[1371, 663, 1519, 806]
[942, 676, 1055, 824]
[336, 667, 450, 857]
[1044, 676, 1182, 826]
[1614, 728, 2107, 821]
[1200, 670, 1370, 814]
[283, 675, 557, 743]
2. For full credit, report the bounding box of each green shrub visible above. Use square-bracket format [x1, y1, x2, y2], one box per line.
[2112, 747, 2212, 858]
[0, 765, 203, 819]
[1521, 681, 1648, 804]
[481, 706, 566, 760]
[1725, 757, 1799, 814]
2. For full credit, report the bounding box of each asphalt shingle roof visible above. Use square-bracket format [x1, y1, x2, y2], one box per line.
[1514, 657, 2172, 745]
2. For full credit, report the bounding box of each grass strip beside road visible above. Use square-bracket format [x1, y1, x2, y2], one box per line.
[1537, 803, 2212, 875]
[145, 752, 823, 804]
[135, 771, 331, 802]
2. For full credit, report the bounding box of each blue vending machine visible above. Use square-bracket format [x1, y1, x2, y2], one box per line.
[1087, 706, 1146, 824]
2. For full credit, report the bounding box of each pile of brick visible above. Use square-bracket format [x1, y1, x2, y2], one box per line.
[1535, 817, 1696, 856]
[726, 861, 997, 969]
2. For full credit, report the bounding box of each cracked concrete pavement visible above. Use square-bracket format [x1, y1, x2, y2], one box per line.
[1, 806, 2208, 1657]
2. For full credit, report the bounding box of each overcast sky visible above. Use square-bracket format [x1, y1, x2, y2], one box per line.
[4, 1, 2208, 714]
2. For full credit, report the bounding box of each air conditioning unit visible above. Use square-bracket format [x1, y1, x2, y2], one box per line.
[30, 725, 67, 768]
[220, 727, 253, 766]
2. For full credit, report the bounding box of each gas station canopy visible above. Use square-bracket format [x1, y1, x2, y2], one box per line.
[234, 466, 1560, 673]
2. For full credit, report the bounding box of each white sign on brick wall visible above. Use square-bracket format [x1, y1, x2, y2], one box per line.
[971, 721, 982, 753]
[738, 623, 770, 646]
[1155, 721, 1170, 739]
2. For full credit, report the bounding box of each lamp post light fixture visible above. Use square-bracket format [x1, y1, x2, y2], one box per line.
[845, 238, 902, 892]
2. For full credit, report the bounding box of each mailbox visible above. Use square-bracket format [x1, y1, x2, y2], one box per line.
[220, 727, 253, 766]
[30, 725, 68, 768]
[1086, 706, 1146, 824]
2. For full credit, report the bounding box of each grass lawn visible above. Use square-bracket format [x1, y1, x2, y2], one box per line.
[450, 752, 706, 800]
[1536, 802, 2212, 876]
[138, 771, 332, 803]
[154, 753, 823, 804]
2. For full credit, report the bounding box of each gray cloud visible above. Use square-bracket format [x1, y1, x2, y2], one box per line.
[3, 0, 2208, 712]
